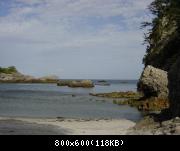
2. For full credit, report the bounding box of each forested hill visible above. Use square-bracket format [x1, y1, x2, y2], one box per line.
[142, 0, 180, 71]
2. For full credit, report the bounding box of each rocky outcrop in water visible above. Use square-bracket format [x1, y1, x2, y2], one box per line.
[138, 65, 169, 99]
[57, 80, 94, 88]
[89, 91, 140, 99]
[38, 75, 59, 83]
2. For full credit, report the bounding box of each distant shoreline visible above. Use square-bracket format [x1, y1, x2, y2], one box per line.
[0, 79, 138, 84]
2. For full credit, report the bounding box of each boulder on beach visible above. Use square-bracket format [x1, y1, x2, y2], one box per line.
[138, 65, 169, 99]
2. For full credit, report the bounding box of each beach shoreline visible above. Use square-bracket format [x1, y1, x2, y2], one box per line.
[0, 117, 135, 135]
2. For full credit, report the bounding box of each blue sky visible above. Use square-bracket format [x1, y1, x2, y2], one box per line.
[0, 0, 153, 79]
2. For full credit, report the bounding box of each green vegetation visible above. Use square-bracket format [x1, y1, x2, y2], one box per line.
[142, 0, 180, 71]
[136, 0, 180, 112]
[0, 66, 18, 74]
[0, 66, 58, 83]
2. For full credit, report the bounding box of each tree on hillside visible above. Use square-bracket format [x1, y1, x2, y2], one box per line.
[0, 66, 18, 74]
[142, 0, 180, 69]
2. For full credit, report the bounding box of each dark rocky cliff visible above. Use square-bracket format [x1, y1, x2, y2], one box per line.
[139, 0, 180, 117]
[168, 56, 180, 117]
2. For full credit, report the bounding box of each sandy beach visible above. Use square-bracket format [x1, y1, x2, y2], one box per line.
[0, 117, 135, 135]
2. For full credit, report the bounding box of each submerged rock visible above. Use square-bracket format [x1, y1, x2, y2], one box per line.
[95, 83, 110, 86]
[98, 80, 107, 83]
[90, 91, 141, 99]
[138, 65, 169, 99]
[95, 80, 110, 86]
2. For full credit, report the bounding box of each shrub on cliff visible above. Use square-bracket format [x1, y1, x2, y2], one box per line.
[141, 0, 180, 116]
[0, 66, 18, 74]
[142, 0, 180, 70]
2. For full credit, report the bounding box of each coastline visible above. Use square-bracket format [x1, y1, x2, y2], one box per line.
[0, 117, 135, 135]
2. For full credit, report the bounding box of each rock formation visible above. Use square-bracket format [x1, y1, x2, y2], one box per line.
[127, 116, 180, 135]
[0, 67, 58, 83]
[0, 72, 34, 83]
[139, 0, 180, 116]
[57, 80, 94, 88]
[138, 65, 169, 99]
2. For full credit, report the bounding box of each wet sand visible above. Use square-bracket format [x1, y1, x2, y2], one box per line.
[0, 117, 135, 135]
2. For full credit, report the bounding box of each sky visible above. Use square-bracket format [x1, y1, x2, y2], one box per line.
[0, 0, 153, 79]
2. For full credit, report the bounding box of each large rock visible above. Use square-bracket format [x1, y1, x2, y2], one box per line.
[39, 75, 59, 80]
[138, 65, 168, 98]
[37, 75, 59, 83]
[168, 56, 180, 117]
[57, 80, 94, 88]
[0, 72, 34, 82]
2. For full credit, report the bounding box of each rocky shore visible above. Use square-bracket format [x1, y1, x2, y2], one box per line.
[128, 0, 180, 135]
[128, 116, 180, 135]
[90, 64, 179, 135]
[90, 91, 141, 99]
[90, 91, 169, 112]
[0, 67, 58, 83]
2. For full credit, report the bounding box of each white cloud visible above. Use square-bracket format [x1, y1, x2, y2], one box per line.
[0, 0, 153, 45]
[0, 0, 153, 78]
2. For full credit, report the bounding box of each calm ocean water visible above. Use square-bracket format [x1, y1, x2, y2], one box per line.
[0, 80, 142, 121]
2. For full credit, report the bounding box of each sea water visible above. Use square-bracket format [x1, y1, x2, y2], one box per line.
[0, 80, 142, 121]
